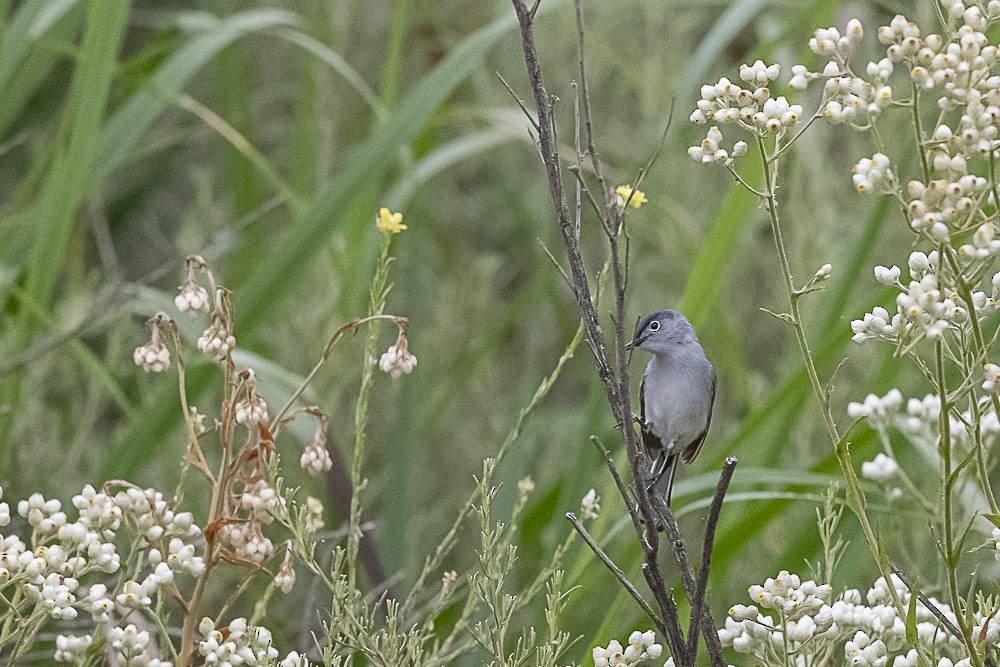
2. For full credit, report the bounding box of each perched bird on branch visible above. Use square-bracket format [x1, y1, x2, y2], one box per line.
[627, 310, 716, 506]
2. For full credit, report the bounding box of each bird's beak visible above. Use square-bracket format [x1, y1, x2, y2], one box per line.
[625, 335, 643, 352]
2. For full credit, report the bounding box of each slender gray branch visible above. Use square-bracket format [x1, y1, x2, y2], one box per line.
[566, 512, 666, 633]
[686, 457, 737, 659]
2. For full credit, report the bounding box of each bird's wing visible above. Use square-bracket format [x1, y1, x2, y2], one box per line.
[681, 366, 716, 464]
[639, 377, 670, 481]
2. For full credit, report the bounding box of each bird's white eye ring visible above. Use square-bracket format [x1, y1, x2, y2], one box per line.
[649, 321, 660, 332]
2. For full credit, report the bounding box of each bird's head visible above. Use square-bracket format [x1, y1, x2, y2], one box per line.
[627, 309, 697, 355]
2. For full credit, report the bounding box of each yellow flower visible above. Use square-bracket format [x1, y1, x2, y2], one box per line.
[376, 207, 407, 234]
[615, 185, 647, 209]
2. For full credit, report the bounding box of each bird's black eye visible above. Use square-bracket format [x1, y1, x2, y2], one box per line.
[649, 321, 660, 332]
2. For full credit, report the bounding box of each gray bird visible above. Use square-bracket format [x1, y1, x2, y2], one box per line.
[627, 309, 716, 505]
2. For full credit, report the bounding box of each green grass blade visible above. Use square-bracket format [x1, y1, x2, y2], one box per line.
[91, 9, 300, 188]
[234, 1, 569, 324]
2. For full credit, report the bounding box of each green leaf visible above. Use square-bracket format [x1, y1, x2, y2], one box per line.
[906, 579, 919, 646]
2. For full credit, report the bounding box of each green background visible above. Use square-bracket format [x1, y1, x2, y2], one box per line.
[0, 0, 951, 663]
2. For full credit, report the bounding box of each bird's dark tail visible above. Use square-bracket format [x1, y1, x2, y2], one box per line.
[647, 452, 680, 530]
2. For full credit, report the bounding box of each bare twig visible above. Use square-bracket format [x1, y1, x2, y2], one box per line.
[889, 563, 963, 640]
[566, 513, 666, 632]
[686, 458, 737, 658]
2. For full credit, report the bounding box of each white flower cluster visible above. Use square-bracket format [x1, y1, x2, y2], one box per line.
[905, 176, 991, 244]
[235, 390, 269, 426]
[788, 19, 893, 124]
[133, 337, 170, 373]
[379, 336, 417, 379]
[846, 385, 1000, 464]
[300, 426, 332, 476]
[54, 633, 93, 663]
[175, 280, 210, 314]
[687, 126, 747, 165]
[852, 154, 895, 194]
[197, 318, 237, 361]
[847, 388, 903, 429]
[860, 453, 900, 482]
[580, 488, 600, 520]
[851, 250, 999, 344]
[198, 617, 280, 666]
[719, 572, 976, 666]
[592, 630, 662, 666]
[688, 60, 799, 165]
[108, 623, 172, 666]
[0, 483, 209, 663]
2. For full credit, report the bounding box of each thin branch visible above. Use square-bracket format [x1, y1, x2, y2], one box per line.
[573, 81, 583, 245]
[685, 458, 737, 659]
[496, 72, 540, 133]
[889, 563, 963, 641]
[566, 512, 666, 633]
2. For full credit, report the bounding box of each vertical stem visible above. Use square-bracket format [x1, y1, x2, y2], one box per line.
[941, 249, 1000, 515]
[755, 134, 908, 619]
[348, 233, 393, 588]
[936, 341, 982, 666]
[911, 82, 931, 183]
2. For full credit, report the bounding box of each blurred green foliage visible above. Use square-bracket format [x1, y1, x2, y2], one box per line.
[0, 0, 957, 663]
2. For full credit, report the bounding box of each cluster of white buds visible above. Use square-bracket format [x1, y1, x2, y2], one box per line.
[304, 496, 324, 533]
[809, 20, 864, 60]
[788, 19, 893, 124]
[860, 454, 900, 482]
[240, 478, 279, 521]
[591, 630, 662, 666]
[897, 273, 963, 338]
[689, 59, 800, 162]
[852, 154, 895, 193]
[720, 571, 835, 661]
[175, 280, 209, 314]
[958, 222, 1000, 259]
[133, 314, 171, 373]
[984, 363, 1000, 392]
[274, 543, 296, 593]
[845, 630, 888, 667]
[17, 492, 66, 534]
[0, 480, 211, 661]
[174, 254, 212, 314]
[719, 572, 979, 665]
[379, 329, 417, 379]
[198, 617, 280, 666]
[219, 520, 274, 563]
[149, 537, 206, 576]
[197, 316, 236, 361]
[874, 265, 901, 286]
[687, 126, 747, 165]
[580, 488, 600, 520]
[300, 424, 332, 476]
[54, 633, 92, 663]
[235, 369, 269, 426]
[850, 306, 904, 344]
[906, 176, 990, 243]
[846, 388, 903, 429]
[853, 245, 997, 347]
